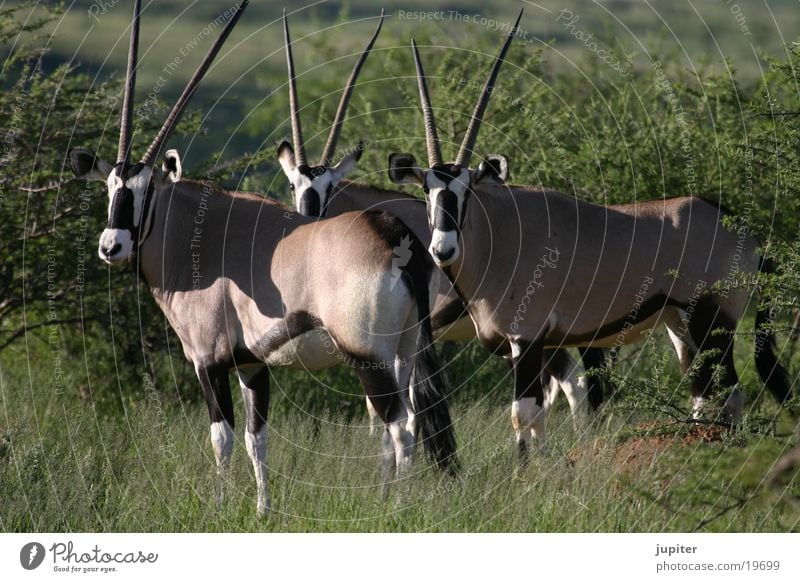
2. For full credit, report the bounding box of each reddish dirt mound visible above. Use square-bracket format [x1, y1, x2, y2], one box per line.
[568, 421, 726, 476]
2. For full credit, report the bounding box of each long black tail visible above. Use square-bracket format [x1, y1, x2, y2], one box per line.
[402, 239, 459, 474]
[755, 258, 792, 405]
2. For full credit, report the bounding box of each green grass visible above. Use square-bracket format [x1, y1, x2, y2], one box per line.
[3, 0, 800, 534]
[2, 339, 798, 532]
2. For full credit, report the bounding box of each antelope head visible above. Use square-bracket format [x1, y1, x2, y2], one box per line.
[277, 9, 384, 217]
[69, 0, 248, 264]
[387, 10, 521, 267]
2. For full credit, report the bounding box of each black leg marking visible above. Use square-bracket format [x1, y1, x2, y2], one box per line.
[578, 347, 610, 409]
[513, 340, 545, 405]
[240, 367, 270, 434]
[238, 366, 271, 516]
[352, 362, 402, 424]
[196, 362, 234, 428]
[687, 298, 739, 400]
[511, 339, 545, 468]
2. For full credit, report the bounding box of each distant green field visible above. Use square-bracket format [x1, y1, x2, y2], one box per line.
[26, 0, 800, 89]
[6, 0, 799, 164]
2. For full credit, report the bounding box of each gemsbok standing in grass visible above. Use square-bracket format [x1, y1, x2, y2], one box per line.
[68, 0, 457, 517]
[387, 9, 792, 466]
[276, 10, 605, 431]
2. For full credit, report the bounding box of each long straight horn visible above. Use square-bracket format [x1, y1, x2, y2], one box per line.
[117, 0, 142, 164]
[318, 10, 385, 168]
[454, 8, 522, 168]
[141, 0, 249, 166]
[283, 8, 307, 167]
[411, 39, 442, 167]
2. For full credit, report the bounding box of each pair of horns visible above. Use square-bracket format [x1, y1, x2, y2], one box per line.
[414, 8, 523, 169]
[284, 8, 385, 168]
[116, 0, 249, 166]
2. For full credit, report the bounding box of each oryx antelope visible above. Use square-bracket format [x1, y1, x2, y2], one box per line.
[387, 10, 792, 464]
[68, 0, 457, 517]
[276, 10, 606, 431]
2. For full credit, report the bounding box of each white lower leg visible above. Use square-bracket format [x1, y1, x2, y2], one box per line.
[543, 376, 559, 413]
[210, 420, 234, 504]
[512, 397, 546, 458]
[397, 357, 417, 439]
[380, 427, 394, 499]
[561, 371, 589, 430]
[389, 419, 415, 476]
[245, 424, 270, 516]
[691, 396, 708, 419]
[366, 396, 380, 436]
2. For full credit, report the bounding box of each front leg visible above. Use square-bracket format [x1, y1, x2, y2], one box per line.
[238, 366, 271, 517]
[510, 339, 547, 468]
[196, 361, 234, 506]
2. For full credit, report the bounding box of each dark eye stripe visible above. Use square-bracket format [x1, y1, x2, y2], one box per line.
[107, 187, 135, 231]
[433, 190, 459, 231]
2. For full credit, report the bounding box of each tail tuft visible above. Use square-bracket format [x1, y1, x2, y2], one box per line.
[401, 232, 459, 474]
[412, 317, 460, 474]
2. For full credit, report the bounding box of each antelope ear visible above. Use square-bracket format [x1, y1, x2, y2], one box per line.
[388, 153, 424, 186]
[330, 141, 365, 183]
[69, 147, 112, 181]
[473, 154, 509, 185]
[277, 141, 296, 175]
[162, 149, 182, 183]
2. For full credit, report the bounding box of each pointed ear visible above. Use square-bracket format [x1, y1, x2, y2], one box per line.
[388, 153, 424, 186]
[162, 149, 182, 183]
[330, 141, 365, 183]
[473, 154, 509, 185]
[277, 141, 296, 176]
[69, 147, 112, 181]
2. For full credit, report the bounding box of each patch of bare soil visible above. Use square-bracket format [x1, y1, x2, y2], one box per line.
[568, 421, 726, 476]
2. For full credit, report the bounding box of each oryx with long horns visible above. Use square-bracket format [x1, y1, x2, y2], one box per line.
[69, 0, 457, 516]
[387, 9, 792, 464]
[276, 10, 608, 430]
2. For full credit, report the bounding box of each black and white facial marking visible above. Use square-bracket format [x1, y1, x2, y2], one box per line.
[423, 165, 471, 267]
[388, 152, 509, 267]
[69, 147, 164, 264]
[277, 141, 362, 218]
[97, 162, 153, 262]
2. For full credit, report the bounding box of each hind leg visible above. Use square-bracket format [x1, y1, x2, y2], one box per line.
[395, 314, 418, 440]
[579, 347, 610, 409]
[544, 349, 588, 429]
[196, 361, 234, 506]
[237, 366, 270, 517]
[366, 396, 380, 436]
[510, 339, 547, 468]
[354, 363, 415, 490]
